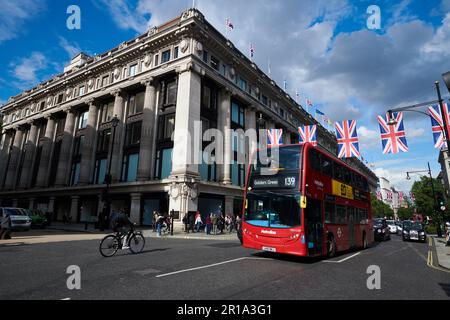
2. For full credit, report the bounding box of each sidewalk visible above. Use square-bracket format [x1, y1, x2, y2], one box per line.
[47, 222, 239, 241]
[432, 236, 450, 270]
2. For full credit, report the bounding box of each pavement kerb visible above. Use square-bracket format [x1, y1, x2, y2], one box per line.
[432, 236, 450, 270]
[45, 225, 239, 241]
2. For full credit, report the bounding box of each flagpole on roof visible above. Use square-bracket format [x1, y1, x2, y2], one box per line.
[268, 60, 271, 78]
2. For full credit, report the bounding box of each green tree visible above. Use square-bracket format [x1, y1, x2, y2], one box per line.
[371, 193, 394, 218]
[410, 176, 449, 223]
[396, 206, 414, 221]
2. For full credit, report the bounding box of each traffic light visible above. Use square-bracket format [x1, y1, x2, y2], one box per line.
[436, 192, 446, 211]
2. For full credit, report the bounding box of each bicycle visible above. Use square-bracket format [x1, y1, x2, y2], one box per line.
[99, 224, 145, 257]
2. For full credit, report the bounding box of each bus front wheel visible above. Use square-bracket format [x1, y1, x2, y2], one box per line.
[327, 234, 336, 258]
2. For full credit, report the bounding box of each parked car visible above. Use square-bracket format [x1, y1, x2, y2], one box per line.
[23, 209, 47, 228]
[373, 218, 391, 241]
[395, 221, 403, 234]
[0, 208, 32, 231]
[402, 221, 426, 242]
[386, 220, 397, 234]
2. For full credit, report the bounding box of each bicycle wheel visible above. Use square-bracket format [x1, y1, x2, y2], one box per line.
[128, 233, 145, 254]
[100, 235, 120, 257]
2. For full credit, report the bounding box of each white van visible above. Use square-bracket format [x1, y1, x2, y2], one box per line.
[0, 208, 32, 231]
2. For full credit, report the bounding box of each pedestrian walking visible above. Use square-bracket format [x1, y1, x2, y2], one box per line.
[156, 211, 165, 237]
[195, 211, 203, 233]
[205, 214, 212, 235]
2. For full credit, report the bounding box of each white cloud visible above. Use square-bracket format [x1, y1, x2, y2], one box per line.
[374, 166, 419, 192]
[10, 52, 48, 89]
[95, 0, 152, 34]
[59, 37, 81, 59]
[358, 126, 380, 149]
[0, 0, 46, 44]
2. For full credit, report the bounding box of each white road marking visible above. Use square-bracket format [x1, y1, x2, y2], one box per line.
[322, 252, 361, 263]
[61, 298, 71, 300]
[155, 257, 269, 278]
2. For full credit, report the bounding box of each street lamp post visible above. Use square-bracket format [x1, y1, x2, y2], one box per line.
[406, 162, 442, 236]
[100, 115, 119, 231]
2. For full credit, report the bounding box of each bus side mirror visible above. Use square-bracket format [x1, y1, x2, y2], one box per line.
[300, 196, 307, 209]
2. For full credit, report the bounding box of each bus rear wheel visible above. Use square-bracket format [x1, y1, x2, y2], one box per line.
[327, 234, 336, 258]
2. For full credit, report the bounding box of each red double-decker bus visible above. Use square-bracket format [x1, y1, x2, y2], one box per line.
[242, 143, 373, 257]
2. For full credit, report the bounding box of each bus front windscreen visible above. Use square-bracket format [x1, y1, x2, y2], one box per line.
[245, 191, 301, 229]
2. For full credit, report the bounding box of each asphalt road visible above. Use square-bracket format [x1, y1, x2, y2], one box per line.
[0, 233, 449, 300]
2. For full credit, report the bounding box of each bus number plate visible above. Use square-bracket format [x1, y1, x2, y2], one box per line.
[262, 246, 276, 252]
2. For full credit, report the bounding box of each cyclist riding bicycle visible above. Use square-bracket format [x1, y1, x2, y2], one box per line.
[111, 209, 135, 250]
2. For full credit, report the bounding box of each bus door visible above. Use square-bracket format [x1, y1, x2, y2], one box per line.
[305, 198, 323, 256]
[348, 207, 356, 248]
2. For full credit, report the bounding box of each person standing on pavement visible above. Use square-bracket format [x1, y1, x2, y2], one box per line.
[218, 215, 225, 234]
[211, 213, 218, 235]
[183, 214, 189, 233]
[188, 212, 195, 233]
[205, 214, 212, 235]
[195, 211, 202, 233]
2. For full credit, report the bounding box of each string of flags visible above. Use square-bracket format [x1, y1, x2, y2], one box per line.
[223, 16, 448, 159]
[266, 102, 450, 161]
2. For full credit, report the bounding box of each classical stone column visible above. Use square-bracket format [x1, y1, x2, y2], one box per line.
[130, 193, 142, 224]
[0, 131, 14, 190]
[48, 197, 55, 214]
[284, 131, 292, 145]
[29, 198, 35, 210]
[18, 123, 38, 189]
[245, 107, 257, 166]
[171, 67, 202, 177]
[224, 195, 234, 218]
[35, 117, 56, 188]
[55, 109, 76, 186]
[4, 128, 24, 191]
[218, 88, 232, 184]
[78, 100, 98, 185]
[109, 90, 126, 183]
[70, 196, 80, 222]
[137, 78, 157, 181]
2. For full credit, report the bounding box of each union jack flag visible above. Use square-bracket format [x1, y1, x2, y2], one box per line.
[428, 103, 450, 149]
[298, 125, 317, 146]
[267, 129, 283, 146]
[306, 99, 313, 107]
[376, 191, 382, 200]
[399, 191, 404, 200]
[387, 191, 393, 201]
[377, 112, 409, 154]
[335, 120, 360, 159]
[226, 18, 234, 31]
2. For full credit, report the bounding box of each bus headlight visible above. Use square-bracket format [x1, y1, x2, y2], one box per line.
[289, 234, 300, 240]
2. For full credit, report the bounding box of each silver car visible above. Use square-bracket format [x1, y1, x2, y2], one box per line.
[0, 208, 32, 231]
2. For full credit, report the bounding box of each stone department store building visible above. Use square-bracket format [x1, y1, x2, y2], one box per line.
[0, 9, 377, 226]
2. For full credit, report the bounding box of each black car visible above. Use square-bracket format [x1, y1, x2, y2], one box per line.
[402, 221, 426, 242]
[373, 218, 390, 241]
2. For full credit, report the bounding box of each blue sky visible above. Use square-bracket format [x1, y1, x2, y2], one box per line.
[1, 0, 450, 192]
